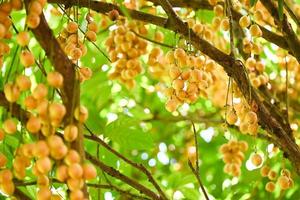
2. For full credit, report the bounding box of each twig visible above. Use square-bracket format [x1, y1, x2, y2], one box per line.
[83, 124, 168, 200]
[283, 1, 300, 28]
[132, 30, 174, 49]
[187, 122, 209, 200]
[85, 152, 162, 200]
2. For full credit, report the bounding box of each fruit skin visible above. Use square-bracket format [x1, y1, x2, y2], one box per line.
[251, 153, 263, 166]
[265, 181, 275, 192]
[47, 71, 63, 88]
[3, 118, 17, 134]
[83, 163, 97, 180]
[20, 50, 35, 67]
[278, 176, 290, 190]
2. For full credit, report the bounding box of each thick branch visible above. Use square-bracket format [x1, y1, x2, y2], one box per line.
[260, 0, 300, 62]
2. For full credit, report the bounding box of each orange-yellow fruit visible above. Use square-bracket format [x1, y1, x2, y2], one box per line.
[67, 22, 78, 33]
[36, 157, 52, 174]
[251, 153, 263, 166]
[260, 165, 270, 177]
[49, 102, 66, 121]
[32, 84, 48, 100]
[245, 111, 257, 124]
[26, 13, 40, 29]
[268, 170, 277, 180]
[11, 0, 23, 10]
[3, 118, 17, 134]
[221, 18, 229, 31]
[47, 71, 63, 88]
[0, 181, 15, 195]
[0, 153, 7, 167]
[74, 105, 88, 122]
[70, 190, 84, 200]
[67, 178, 84, 191]
[108, 9, 119, 21]
[278, 175, 290, 190]
[34, 140, 50, 158]
[86, 30, 97, 42]
[239, 15, 250, 28]
[24, 95, 37, 110]
[4, 83, 20, 102]
[0, 128, 5, 141]
[29, 1, 43, 15]
[56, 164, 69, 182]
[37, 187, 51, 200]
[20, 50, 35, 67]
[226, 110, 237, 125]
[249, 24, 262, 37]
[154, 31, 164, 42]
[265, 181, 275, 192]
[16, 74, 31, 91]
[64, 124, 78, 142]
[87, 22, 98, 32]
[0, 23, 6, 39]
[0, 169, 13, 183]
[68, 163, 83, 179]
[26, 115, 41, 133]
[83, 163, 97, 180]
[64, 150, 81, 165]
[37, 175, 49, 187]
[165, 98, 178, 112]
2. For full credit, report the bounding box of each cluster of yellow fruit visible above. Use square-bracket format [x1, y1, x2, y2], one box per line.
[26, 0, 46, 29]
[147, 47, 169, 81]
[1, 67, 95, 199]
[245, 57, 269, 88]
[105, 19, 147, 89]
[0, 0, 24, 68]
[219, 140, 248, 177]
[226, 101, 259, 136]
[58, 21, 87, 62]
[261, 166, 294, 192]
[164, 48, 215, 112]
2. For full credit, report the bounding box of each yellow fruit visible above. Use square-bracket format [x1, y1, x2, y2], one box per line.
[34, 140, 50, 158]
[88, 21, 98, 32]
[260, 166, 270, 177]
[37, 175, 49, 187]
[16, 74, 31, 91]
[64, 124, 78, 142]
[245, 111, 257, 124]
[239, 15, 250, 28]
[70, 190, 84, 200]
[36, 157, 52, 174]
[278, 175, 290, 190]
[49, 102, 66, 121]
[221, 18, 229, 31]
[67, 178, 84, 191]
[47, 71, 64, 88]
[20, 50, 35, 67]
[251, 153, 263, 166]
[68, 163, 83, 179]
[4, 83, 20, 102]
[0, 181, 15, 195]
[26, 13, 40, 29]
[154, 31, 164, 42]
[74, 105, 89, 122]
[0, 153, 7, 167]
[56, 164, 69, 182]
[26, 115, 41, 133]
[268, 170, 277, 180]
[86, 30, 97, 42]
[169, 67, 181, 80]
[249, 24, 262, 37]
[29, 1, 43, 15]
[3, 118, 17, 134]
[0, 23, 6, 39]
[37, 187, 51, 200]
[83, 163, 97, 180]
[213, 5, 223, 17]
[11, 0, 23, 10]
[265, 181, 275, 192]
[165, 98, 179, 112]
[67, 22, 78, 33]
[226, 110, 238, 125]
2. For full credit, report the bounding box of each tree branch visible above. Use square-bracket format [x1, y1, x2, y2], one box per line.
[84, 125, 168, 200]
[260, 0, 300, 62]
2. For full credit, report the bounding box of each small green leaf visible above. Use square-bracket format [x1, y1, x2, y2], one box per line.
[278, 0, 283, 20]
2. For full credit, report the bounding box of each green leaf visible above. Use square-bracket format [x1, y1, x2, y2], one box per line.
[278, 0, 283, 20]
[250, 0, 258, 6]
[104, 115, 153, 150]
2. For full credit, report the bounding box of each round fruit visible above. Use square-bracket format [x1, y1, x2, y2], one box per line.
[26, 13, 40, 29]
[36, 157, 52, 174]
[226, 110, 238, 125]
[83, 163, 97, 180]
[37, 187, 51, 200]
[68, 163, 83, 179]
[278, 175, 290, 190]
[260, 165, 270, 177]
[251, 153, 263, 166]
[64, 124, 78, 142]
[3, 118, 17, 134]
[74, 105, 89, 122]
[56, 164, 69, 182]
[265, 181, 275, 192]
[47, 71, 63, 88]
[26, 115, 41, 133]
[20, 50, 35, 67]
[16, 74, 31, 91]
